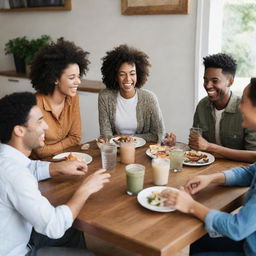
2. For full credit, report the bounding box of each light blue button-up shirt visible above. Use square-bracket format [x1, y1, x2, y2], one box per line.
[205, 163, 256, 256]
[0, 144, 73, 256]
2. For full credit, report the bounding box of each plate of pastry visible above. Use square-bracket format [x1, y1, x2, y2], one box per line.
[183, 150, 215, 166]
[52, 152, 92, 164]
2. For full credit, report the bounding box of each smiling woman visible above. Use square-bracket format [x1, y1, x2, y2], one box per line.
[98, 44, 165, 143]
[29, 39, 90, 159]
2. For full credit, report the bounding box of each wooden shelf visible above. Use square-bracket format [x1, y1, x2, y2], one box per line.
[0, 71, 105, 93]
[0, 71, 27, 78]
[0, 0, 71, 12]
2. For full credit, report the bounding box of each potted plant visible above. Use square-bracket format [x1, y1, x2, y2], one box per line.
[24, 35, 52, 75]
[4, 36, 29, 73]
[5, 35, 52, 74]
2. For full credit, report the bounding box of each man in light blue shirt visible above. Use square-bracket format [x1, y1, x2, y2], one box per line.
[0, 92, 110, 256]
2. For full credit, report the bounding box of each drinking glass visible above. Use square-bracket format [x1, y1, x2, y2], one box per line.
[152, 158, 170, 185]
[100, 144, 117, 170]
[190, 127, 202, 136]
[120, 141, 135, 164]
[125, 164, 145, 195]
[169, 149, 184, 172]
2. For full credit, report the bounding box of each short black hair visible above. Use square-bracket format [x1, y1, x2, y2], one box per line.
[101, 44, 151, 89]
[248, 78, 256, 106]
[0, 92, 36, 143]
[30, 38, 90, 95]
[203, 53, 237, 77]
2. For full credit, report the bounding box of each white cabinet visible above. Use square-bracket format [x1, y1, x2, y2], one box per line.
[78, 91, 99, 143]
[0, 76, 35, 98]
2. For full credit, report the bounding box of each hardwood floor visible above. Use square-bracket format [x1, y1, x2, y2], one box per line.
[85, 233, 189, 256]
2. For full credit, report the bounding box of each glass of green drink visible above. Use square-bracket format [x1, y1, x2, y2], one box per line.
[125, 164, 145, 195]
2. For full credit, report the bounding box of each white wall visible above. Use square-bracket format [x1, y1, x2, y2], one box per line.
[0, 0, 198, 143]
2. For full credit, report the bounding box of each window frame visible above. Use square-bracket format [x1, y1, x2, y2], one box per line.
[194, 0, 224, 107]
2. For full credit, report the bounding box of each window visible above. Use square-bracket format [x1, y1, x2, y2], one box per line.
[195, 0, 256, 105]
[222, 0, 256, 93]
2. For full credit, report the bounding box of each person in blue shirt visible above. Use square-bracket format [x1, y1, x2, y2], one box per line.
[161, 77, 256, 256]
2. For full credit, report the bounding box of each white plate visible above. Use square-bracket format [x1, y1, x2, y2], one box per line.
[53, 152, 93, 164]
[183, 151, 215, 166]
[145, 142, 189, 159]
[110, 136, 146, 148]
[146, 149, 214, 167]
[145, 148, 158, 159]
[137, 186, 178, 212]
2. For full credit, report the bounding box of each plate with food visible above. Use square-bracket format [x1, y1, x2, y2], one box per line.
[146, 142, 189, 159]
[52, 152, 92, 164]
[137, 186, 178, 212]
[146, 144, 170, 159]
[183, 150, 214, 166]
[110, 136, 146, 148]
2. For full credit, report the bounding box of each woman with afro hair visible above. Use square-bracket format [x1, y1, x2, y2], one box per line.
[98, 44, 164, 142]
[30, 39, 90, 159]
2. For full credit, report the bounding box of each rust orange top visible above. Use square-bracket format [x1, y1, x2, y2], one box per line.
[31, 93, 81, 159]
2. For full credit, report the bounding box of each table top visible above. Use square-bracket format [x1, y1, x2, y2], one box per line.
[39, 142, 249, 256]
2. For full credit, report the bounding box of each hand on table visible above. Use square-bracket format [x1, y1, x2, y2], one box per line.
[160, 187, 195, 214]
[184, 175, 212, 195]
[163, 132, 176, 147]
[189, 133, 210, 151]
[49, 160, 88, 177]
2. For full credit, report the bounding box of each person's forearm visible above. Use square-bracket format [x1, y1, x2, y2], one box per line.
[36, 135, 80, 159]
[99, 119, 113, 138]
[49, 163, 58, 177]
[49, 162, 69, 177]
[208, 172, 226, 185]
[189, 201, 210, 221]
[34, 142, 63, 159]
[208, 143, 256, 163]
[61, 134, 81, 149]
[66, 186, 91, 219]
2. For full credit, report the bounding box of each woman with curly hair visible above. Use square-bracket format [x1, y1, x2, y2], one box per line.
[30, 39, 90, 159]
[98, 44, 164, 142]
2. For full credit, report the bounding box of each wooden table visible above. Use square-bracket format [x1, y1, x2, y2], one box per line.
[39, 142, 249, 256]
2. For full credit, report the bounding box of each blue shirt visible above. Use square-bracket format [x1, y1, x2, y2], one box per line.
[0, 144, 73, 256]
[205, 163, 256, 256]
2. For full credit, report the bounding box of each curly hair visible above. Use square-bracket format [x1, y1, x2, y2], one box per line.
[30, 38, 90, 95]
[248, 77, 256, 106]
[203, 53, 237, 77]
[0, 92, 36, 143]
[101, 44, 151, 89]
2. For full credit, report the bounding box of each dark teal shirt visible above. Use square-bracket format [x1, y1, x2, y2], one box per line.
[193, 92, 256, 150]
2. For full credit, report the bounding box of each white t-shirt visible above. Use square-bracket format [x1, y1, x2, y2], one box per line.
[115, 92, 138, 135]
[214, 108, 225, 145]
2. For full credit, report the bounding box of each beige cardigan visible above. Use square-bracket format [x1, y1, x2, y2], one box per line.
[98, 88, 165, 142]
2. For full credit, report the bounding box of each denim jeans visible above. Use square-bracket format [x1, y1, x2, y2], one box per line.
[190, 234, 245, 256]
